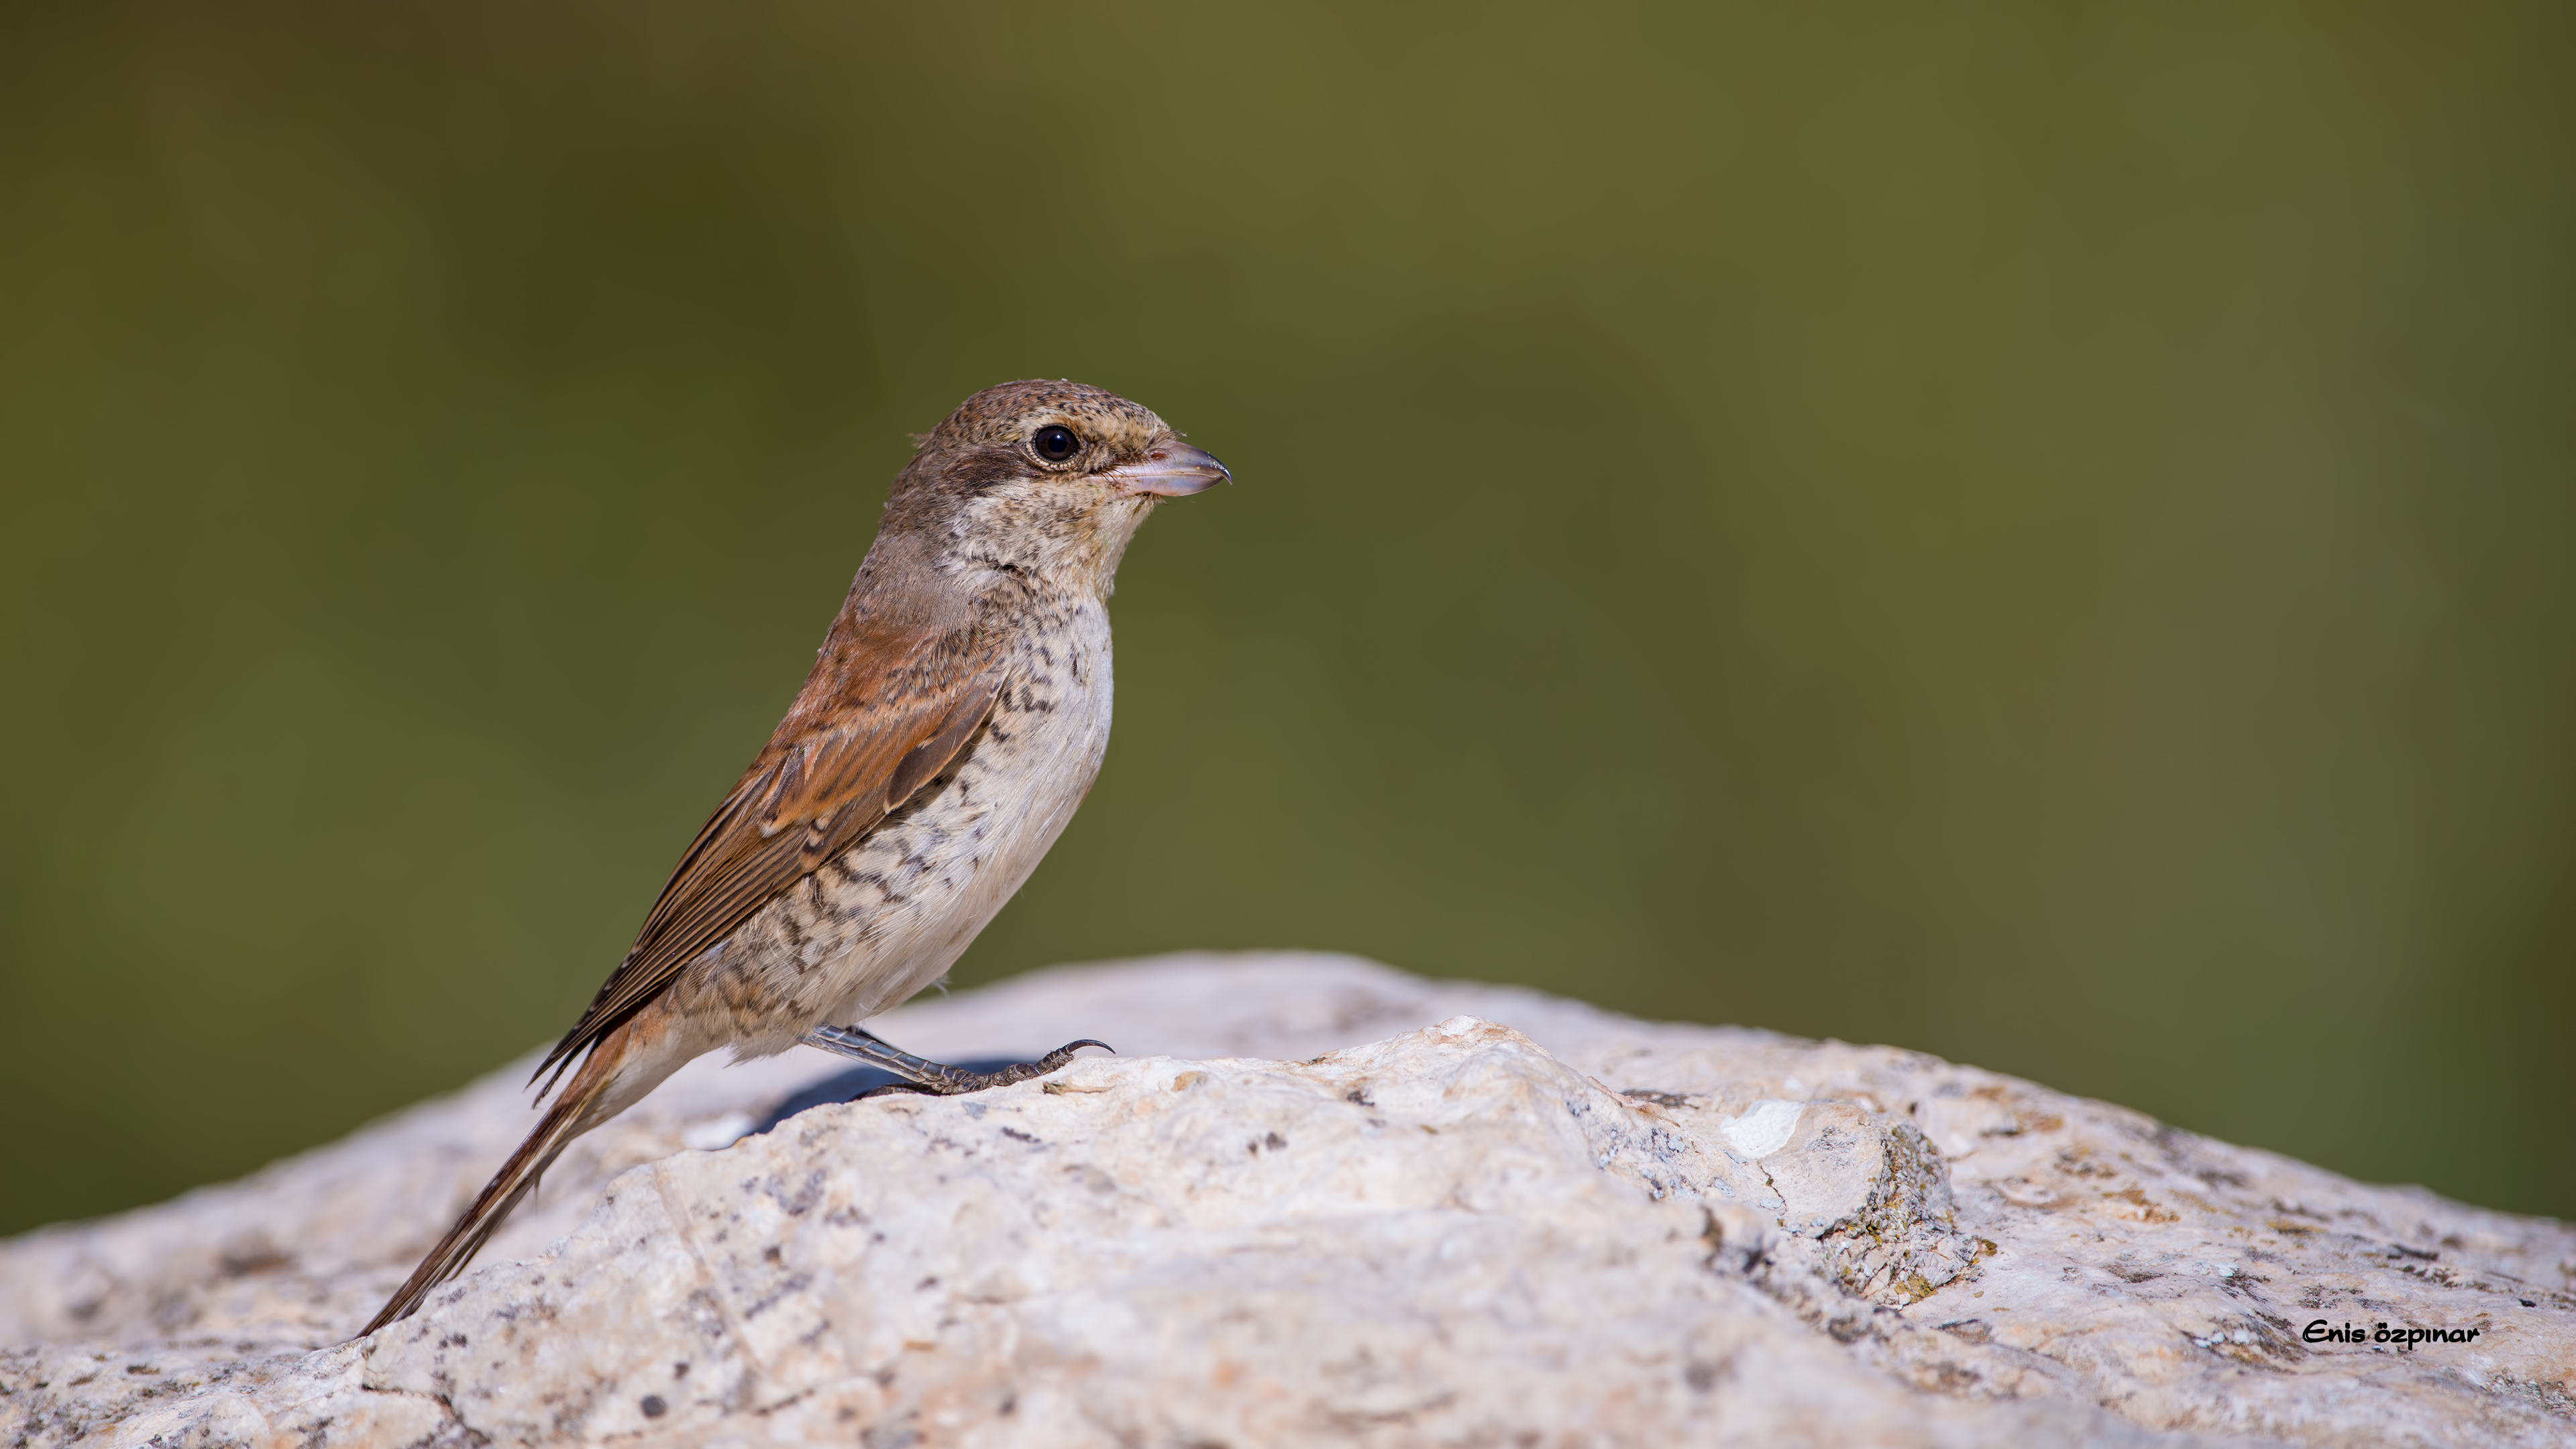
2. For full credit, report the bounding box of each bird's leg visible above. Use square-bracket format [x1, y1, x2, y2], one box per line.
[802, 1024, 1111, 1095]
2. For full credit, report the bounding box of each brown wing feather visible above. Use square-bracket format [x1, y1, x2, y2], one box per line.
[535, 621, 1004, 1085]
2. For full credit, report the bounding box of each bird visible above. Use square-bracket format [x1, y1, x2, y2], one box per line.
[364, 380, 1228, 1334]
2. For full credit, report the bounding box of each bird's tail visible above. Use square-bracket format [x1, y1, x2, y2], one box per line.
[362, 1037, 631, 1336]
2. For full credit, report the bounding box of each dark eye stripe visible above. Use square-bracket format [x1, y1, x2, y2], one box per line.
[951, 451, 1020, 494]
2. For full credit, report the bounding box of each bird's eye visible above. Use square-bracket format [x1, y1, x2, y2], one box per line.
[1032, 425, 1080, 463]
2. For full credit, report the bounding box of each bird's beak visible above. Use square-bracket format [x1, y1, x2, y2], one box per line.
[1105, 441, 1230, 498]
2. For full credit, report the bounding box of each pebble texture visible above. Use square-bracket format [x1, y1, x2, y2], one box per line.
[3, 952, 2573, 1447]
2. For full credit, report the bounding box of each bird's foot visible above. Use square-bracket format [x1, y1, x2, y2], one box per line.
[802, 1024, 1111, 1095]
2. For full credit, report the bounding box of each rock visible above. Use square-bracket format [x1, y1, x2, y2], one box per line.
[3, 952, 2573, 1447]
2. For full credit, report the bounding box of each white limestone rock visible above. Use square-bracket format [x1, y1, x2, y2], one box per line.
[3, 952, 2573, 1447]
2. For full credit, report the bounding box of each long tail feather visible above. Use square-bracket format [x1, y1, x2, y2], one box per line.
[362, 1046, 624, 1336]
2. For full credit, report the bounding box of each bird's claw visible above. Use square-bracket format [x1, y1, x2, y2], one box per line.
[805, 1023, 1112, 1096]
[920, 1038, 1115, 1093]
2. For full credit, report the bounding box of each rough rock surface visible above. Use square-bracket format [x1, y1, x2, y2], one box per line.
[3, 953, 2572, 1448]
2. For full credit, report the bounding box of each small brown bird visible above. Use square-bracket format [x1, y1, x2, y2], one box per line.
[365, 380, 1226, 1334]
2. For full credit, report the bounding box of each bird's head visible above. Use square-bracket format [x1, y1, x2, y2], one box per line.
[882, 379, 1228, 598]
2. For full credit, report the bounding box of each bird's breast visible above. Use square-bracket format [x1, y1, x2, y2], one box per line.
[692, 600, 1117, 1050]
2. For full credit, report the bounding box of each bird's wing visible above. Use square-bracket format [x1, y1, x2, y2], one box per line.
[535, 622, 1005, 1085]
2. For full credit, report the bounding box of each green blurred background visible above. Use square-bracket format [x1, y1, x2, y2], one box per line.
[3, 1, 2571, 1236]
